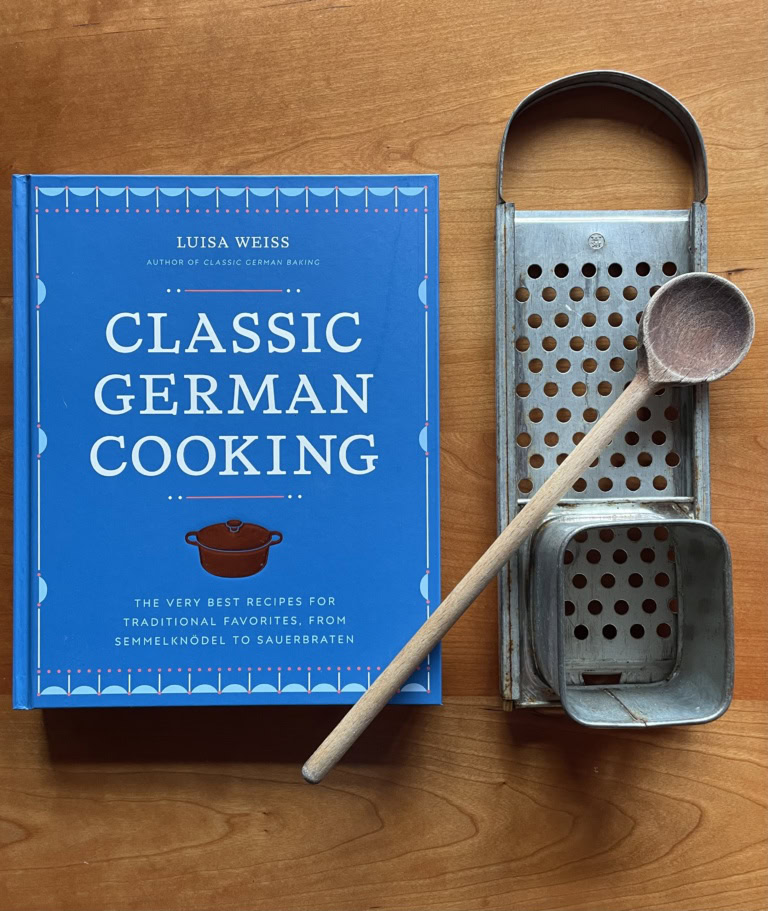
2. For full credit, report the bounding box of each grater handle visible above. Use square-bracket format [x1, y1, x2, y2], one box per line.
[496, 70, 708, 205]
[303, 370, 659, 784]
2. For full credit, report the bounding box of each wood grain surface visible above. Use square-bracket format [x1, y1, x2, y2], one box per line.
[0, 1, 766, 909]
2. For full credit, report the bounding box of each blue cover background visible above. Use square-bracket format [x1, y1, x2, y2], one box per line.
[14, 175, 440, 707]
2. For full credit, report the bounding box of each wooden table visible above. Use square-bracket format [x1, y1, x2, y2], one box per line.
[1, 2, 766, 909]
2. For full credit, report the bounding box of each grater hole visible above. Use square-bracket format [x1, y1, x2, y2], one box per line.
[608, 312, 623, 327]
[573, 573, 587, 588]
[596, 336, 611, 350]
[574, 531, 588, 543]
[636, 262, 651, 276]
[582, 263, 596, 277]
[573, 478, 587, 492]
[668, 598, 678, 613]
[590, 457, 599, 468]
[554, 312, 570, 327]
[629, 573, 644, 587]
[529, 358, 543, 373]
[516, 287, 530, 302]
[630, 624, 645, 639]
[556, 453, 568, 465]
[586, 549, 601, 564]
[542, 287, 557, 301]
[597, 381, 612, 395]
[640, 548, 655, 563]
[570, 287, 585, 302]
[582, 312, 596, 327]
[666, 451, 681, 467]
[529, 453, 544, 469]
[662, 261, 677, 276]
[588, 599, 603, 614]
[667, 547, 676, 562]
[572, 381, 587, 396]
[574, 625, 589, 640]
[582, 358, 598, 374]
[614, 599, 629, 614]
[613, 549, 628, 564]
[636, 311, 643, 323]
[564, 599, 575, 614]
[625, 431, 639, 445]
[528, 264, 542, 278]
[637, 407, 651, 421]
[654, 526, 669, 542]
[665, 406, 679, 421]
[602, 624, 617, 639]
[599, 528, 614, 542]
[655, 387, 666, 396]
[518, 478, 533, 493]
[623, 335, 638, 350]
[610, 357, 625, 371]
[516, 337, 530, 352]
[583, 408, 598, 423]
[655, 572, 670, 587]
[608, 263, 623, 277]
[650, 284, 661, 296]
[542, 336, 557, 351]
[652, 430, 667, 445]
[556, 359, 571, 373]
[653, 476, 668, 490]
[557, 408, 571, 422]
[572, 432, 585, 445]
[626, 476, 641, 491]
[596, 286, 610, 301]
[638, 451, 653, 466]
[642, 599, 657, 613]
[554, 263, 569, 278]
[544, 431, 559, 446]
[598, 477, 613, 491]
[623, 286, 638, 300]
[544, 382, 558, 397]
[610, 453, 626, 467]
[570, 337, 584, 351]
[516, 382, 531, 397]
[516, 432, 531, 447]
[527, 313, 542, 328]
[564, 550, 574, 565]
[628, 527, 642, 541]
[601, 573, 616, 588]
[657, 623, 672, 638]
[529, 407, 543, 423]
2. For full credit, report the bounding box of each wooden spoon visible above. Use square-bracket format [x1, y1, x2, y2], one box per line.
[303, 272, 754, 784]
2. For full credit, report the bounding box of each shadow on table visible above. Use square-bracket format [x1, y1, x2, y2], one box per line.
[41, 704, 418, 768]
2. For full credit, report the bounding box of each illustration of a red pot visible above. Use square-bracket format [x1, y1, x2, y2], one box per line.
[185, 519, 283, 578]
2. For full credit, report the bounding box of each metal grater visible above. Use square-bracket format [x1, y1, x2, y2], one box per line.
[496, 71, 734, 726]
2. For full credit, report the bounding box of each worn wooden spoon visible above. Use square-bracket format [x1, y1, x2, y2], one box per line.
[303, 272, 754, 784]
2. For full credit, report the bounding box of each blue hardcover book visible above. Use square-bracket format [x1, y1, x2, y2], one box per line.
[13, 175, 440, 708]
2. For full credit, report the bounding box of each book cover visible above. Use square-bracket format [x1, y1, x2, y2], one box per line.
[13, 175, 440, 708]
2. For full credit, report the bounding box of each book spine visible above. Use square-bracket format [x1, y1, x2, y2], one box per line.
[12, 175, 33, 708]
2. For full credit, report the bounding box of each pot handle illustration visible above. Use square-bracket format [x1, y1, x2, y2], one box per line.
[184, 529, 282, 553]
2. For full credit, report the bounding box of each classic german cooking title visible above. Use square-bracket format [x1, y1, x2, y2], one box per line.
[89, 305, 377, 478]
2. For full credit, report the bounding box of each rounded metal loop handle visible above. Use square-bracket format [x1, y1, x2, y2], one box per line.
[497, 69, 708, 205]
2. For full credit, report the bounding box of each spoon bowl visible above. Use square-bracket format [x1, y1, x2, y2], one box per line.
[642, 272, 754, 385]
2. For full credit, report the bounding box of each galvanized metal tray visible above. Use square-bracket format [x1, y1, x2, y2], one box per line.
[495, 71, 733, 722]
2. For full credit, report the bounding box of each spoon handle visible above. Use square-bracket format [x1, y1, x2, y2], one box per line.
[303, 370, 658, 784]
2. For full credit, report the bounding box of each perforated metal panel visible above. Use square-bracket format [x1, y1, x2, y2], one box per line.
[562, 523, 679, 685]
[497, 207, 708, 709]
[511, 212, 693, 502]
